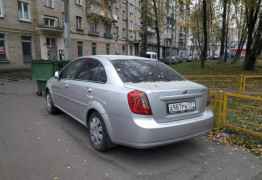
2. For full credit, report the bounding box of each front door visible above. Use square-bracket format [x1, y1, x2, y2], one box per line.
[46, 37, 57, 60]
[22, 36, 32, 63]
[55, 60, 83, 113]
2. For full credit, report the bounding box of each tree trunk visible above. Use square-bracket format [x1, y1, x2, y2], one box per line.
[224, 2, 230, 62]
[170, 1, 176, 56]
[243, 0, 262, 70]
[244, 51, 256, 70]
[244, 22, 254, 70]
[233, 27, 246, 62]
[220, 0, 227, 59]
[140, 0, 148, 57]
[244, 13, 262, 69]
[201, 0, 208, 68]
[152, 0, 161, 60]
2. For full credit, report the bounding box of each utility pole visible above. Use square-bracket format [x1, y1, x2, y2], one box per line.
[64, 0, 70, 60]
[126, 0, 129, 55]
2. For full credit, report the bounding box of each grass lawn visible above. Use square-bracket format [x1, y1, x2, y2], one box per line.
[172, 59, 262, 75]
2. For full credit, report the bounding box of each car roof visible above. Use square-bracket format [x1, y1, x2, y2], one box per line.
[79, 55, 155, 61]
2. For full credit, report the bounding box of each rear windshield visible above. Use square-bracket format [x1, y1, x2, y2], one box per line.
[111, 59, 184, 83]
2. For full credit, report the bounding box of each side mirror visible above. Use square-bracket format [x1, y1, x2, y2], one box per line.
[54, 71, 60, 79]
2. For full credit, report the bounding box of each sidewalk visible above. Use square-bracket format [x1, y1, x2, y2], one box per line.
[0, 64, 31, 73]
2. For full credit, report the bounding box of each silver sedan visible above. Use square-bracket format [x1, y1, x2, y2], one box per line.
[46, 55, 213, 151]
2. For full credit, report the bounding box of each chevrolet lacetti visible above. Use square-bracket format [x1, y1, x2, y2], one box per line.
[46, 55, 213, 151]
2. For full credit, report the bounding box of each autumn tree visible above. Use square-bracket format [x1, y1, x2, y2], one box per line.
[243, 0, 262, 70]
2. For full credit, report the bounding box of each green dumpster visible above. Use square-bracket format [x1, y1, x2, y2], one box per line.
[32, 60, 69, 96]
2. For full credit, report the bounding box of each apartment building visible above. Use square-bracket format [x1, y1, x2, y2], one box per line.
[173, 2, 191, 57]
[35, 0, 65, 60]
[0, 0, 37, 65]
[0, 0, 177, 66]
[69, 0, 127, 58]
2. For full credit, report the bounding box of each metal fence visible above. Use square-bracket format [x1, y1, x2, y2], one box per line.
[186, 75, 241, 92]
[240, 75, 262, 95]
[185, 75, 262, 139]
[210, 91, 262, 140]
[187, 75, 262, 95]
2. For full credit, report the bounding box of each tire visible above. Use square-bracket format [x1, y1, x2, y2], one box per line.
[88, 112, 113, 152]
[46, 91, 59, 114]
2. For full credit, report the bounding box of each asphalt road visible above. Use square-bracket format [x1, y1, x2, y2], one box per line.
[0, 79, 262, 180]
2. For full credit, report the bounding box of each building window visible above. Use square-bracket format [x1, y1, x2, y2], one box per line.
[0, 0, 5, 18]
[75, 0, 82, 6]
[46, 37, 56, 48]
[90, 23, 97, 33]
[46, 0, 54, 8]
[46, 37, 57, 60]
[76, 16, 82, 30]
[122, 45, 126, 54]
[77, 41, 83, 57]
[0, 33, 7, 61]
[18, 1, 31, 22]
[43, 16, 58, 28]
[106, 44, 110, 55]
[92, 42, 96, 55]
[105, 24, 111, 33]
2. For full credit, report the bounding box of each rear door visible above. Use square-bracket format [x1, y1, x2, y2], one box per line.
[67, 58, 108, 122]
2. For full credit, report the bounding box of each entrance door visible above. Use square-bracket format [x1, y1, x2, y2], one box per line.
[22, 36, 32, 63]
[46, 37, 57, 60]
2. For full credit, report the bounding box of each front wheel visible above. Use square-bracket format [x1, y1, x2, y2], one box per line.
[46, 92, 59, 114]
[88, 112, 113, 152]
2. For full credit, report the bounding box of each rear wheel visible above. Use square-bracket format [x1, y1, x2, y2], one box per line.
[46, 91, 59, 114]
[88, 112, 113, 152]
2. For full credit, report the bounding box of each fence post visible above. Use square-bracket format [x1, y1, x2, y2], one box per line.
[240, 75, 247, 93]
[240, 75, 244, 93]
[221, 92, 228, 128]
[242, 76, 246, 93]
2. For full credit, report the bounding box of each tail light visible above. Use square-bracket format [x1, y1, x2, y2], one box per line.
[127, 90, 152, 115]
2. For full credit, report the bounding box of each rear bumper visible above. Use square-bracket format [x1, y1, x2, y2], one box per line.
[118, 109, 214, 148]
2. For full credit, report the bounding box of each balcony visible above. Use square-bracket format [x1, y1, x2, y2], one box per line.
[38, 17, 64, 34]
[38, 24, 64, 35]
[86, 1, 117, 23]
[103, 32, 113, 39]
[88, 31, 100, 37]
[162, 32, 172, 40]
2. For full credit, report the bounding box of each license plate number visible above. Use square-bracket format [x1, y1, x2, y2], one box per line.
[167, 101, 196, 114]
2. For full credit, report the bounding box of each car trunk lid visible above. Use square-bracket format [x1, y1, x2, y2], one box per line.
[124, 81, 208, 123]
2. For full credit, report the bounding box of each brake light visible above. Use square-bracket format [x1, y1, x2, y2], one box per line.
[127, 90, 152, 115]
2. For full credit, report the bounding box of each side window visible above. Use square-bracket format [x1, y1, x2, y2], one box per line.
[75, 59, 107, 83]
[60, 60, 83, 79]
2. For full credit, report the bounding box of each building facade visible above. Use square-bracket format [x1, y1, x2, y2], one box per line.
[0, 0, 37, 65]
[0, 0, 177, 66]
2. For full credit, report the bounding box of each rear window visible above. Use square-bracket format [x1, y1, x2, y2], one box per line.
[111, 59, 184, 83]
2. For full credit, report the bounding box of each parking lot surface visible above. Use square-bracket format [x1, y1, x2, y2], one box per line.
[0, 79, 262, 180]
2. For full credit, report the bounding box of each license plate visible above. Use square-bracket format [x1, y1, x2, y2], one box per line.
[167, 101, 196, 114]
